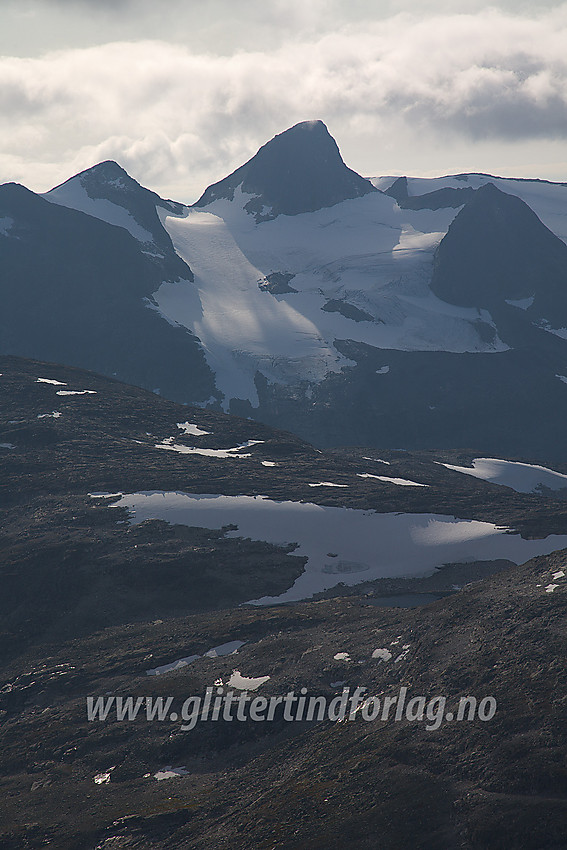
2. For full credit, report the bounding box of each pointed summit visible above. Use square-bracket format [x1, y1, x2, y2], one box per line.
[431, 182, 567, 315]
[44, 161, 184, 248]
[194, 120, 377, 219]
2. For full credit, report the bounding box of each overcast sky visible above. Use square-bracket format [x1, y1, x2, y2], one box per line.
[1, 0, 567, 201]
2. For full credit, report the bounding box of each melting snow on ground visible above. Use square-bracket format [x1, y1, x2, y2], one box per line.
[36, 378, 66, 386]
[439, 457, 567, 494]
[37, 411, 62, 419]
[228, 671, 270, 691]
[155, 438, 263, 459]
[177, 421, 211, 436]
[154, 766, 189, 781]
[93, 767, 115, 784]
[372, 648, 393, 661]
[357, 473, 427, 487]
[106, 492, 567, 604]
[56, 390, 97, 396]
[544, 567, 566, 594]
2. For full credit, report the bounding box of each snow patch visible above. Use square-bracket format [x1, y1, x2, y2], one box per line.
[37, 411, 62, 419]
[177, 421, 211, 436]
[358, 474, 427, 487]
[333, 652, 351, 662]
[45, 179, 155, 243]
[155, 439, 261, 459]
[56, 390, 97, 396]
[94, 767, 115, 785]
[154, 766, 188, 781]
[372, 648, 393, 661]
[537, 320, 567, 340]
[36, 378, 66, 386]
[505, 296, 535, 310]
[439, 457, 567, 494]
[228, 671, 270, 691]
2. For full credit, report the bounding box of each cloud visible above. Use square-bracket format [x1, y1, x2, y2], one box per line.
[1, 6, 567, 199]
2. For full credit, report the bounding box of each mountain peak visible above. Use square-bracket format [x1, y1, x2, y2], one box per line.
[44, 160, 185, 248]
[49, 160, 146, 199]
[431, 182, 567, 312]
[194, 120, 377, 219]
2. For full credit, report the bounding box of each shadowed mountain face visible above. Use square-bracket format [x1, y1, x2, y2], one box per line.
[431, 183, 567, 318]
[0, 183, 215, 403]
[194, 119, 378, 218]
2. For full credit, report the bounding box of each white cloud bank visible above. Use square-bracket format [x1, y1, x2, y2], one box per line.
[1, 6, 567, 200]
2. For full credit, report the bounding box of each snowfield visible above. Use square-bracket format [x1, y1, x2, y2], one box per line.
[43, 161, 567, 411]
[44, 176, 155, 244]
[104, 492, 567, 604]
[439, 458, 567, 494]
[152, 191, 507, 407]
[372, 174, 567, 245]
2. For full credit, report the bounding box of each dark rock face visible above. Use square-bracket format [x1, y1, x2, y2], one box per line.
[431, 183, 567, 316]
[194, 120, 377, 218]
[321, 299, 374, 322]
[258, 271, 298, 294]
[0, 184, 215, 403]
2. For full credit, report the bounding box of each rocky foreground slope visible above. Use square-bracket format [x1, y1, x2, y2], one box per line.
[1, 357, 567, 848]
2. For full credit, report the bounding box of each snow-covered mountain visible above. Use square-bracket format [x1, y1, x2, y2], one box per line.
[2, 120, 567, 458]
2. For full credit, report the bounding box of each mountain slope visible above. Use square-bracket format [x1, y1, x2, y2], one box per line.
[0, 183, 215, 404]
[44, 159, 185, 252]
[194, 119, 377, 219]
[4, 125, 567, 458]
[3, 354, 567, 649]
[1, 356, 567, 848]
[431, 182, 567, 319]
